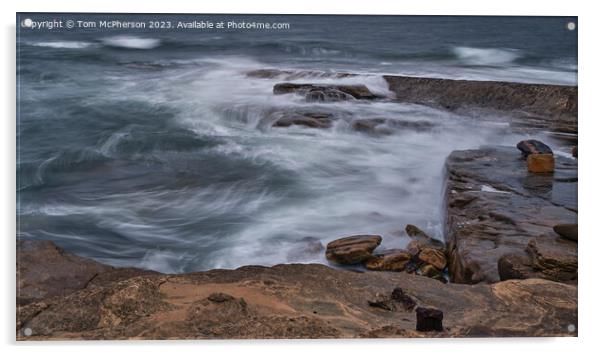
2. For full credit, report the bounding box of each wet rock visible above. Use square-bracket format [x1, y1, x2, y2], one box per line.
[553, 224, 578, 242]
[16, 242, 577, 339]
[418, 248, 447, 270]
[363, 250, 412, 271]
[527, 154, 555, 173]
[405, 224, 445, 249]
[272, 112, 334, 129]
[383, 75, 577, 134]
[516, 139, 553, 156]
[273, 83, 382, 102]
[526, 236, 577, 283]
[325, 235, 382, 265]
[444, 147, 577, 284]
[351, 118, 435, 135]
[498, 253, 536, 281]
[572, 146, 578, 158]
[416, 307, 443, 332]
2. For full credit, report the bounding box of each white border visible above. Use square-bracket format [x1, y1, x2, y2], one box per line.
[2, 1, 600, 353]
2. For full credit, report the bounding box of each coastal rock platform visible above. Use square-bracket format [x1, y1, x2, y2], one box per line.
[17, 240, 576, 340]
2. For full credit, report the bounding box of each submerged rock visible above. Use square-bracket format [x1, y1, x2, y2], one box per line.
[272, 112, 334, 128]
[351, 118, 435, 135]
[273, 83, 382, 102]
[415, 307, 444, 332]
[325, 235, 382, 265]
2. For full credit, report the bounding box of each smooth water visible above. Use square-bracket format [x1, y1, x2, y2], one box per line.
[17, 15, 577, 272]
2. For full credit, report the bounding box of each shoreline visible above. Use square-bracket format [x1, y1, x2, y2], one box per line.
[17, 70, 578, 340]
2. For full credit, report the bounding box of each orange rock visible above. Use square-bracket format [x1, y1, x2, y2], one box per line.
[526, 153, 555, 173]
[418, 248, 447, 270]
[363, 250, 412, 271]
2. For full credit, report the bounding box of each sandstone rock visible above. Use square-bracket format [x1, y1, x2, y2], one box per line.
[416, 307, 443, 332]
[16, 240, 155, 305]
[419, 264, 442, 278]
[418, 248, 447, 270]
[405, 224, 445, 249]
[444, 147, 577, 284]
[391, 287, 417, 310]
[516, 139, 553, 156]
[383, 75, 577, 134]
[273, 83, 382, 102]
[16, 241, 577, 339]
[497, 253, 537, 281]
[363, 250, 412, 271]
[325, 235, 382, 265]
[527, 153, 555, 173]
[553, 224, 578, 242]
[526, 236, 577, 283]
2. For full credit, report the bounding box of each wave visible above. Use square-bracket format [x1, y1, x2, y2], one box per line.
[101, 36, 162, 50]
[452, 46, 521, 66]
[26, 41, 96, 49]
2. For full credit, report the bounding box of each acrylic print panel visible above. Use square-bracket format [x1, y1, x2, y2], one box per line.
[16, 13, 577, 340]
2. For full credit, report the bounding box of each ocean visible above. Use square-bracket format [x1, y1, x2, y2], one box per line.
[17, 14, 577, 273]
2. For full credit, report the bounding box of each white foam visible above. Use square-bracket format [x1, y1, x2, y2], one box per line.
[101, 36, 161, 50]
[27, 41, 95, 49]
[453, 46, 521, 66]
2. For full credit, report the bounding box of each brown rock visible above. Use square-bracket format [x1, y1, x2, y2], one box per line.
[272, 112, 334, 129]
[418, 248, 447, 270]
[553, 224, 578, 242]
[416, 307, 443, 332]
[363, 250, 412, 271]
[16, 241, 577, 339]
[527, 153, 555, 173]
[516, 139, 553, 156]
[325, 235, 382, 265]
[419, 264, 442, 278]
[405, 224, 445, 249]
[497, 253, 536, 281]
[444, 147, 577, 284]
[526, 236, 577, 283]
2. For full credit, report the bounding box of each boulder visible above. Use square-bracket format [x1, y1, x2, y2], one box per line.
[516, 139, 553, 156]
[325, 235, 382, 265]
[418, 248, 447, 270]
[363, 250, 412, 271]
[527, 153, 555, 173]
[415, 307, 444, 332]
[553, 224, 578, 242]
[273, 83, 382, 102]
[497, 253, 537, 281]
[405, 224, 445, 249]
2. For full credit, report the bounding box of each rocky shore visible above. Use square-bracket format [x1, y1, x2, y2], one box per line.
[16, 71, 578, 340]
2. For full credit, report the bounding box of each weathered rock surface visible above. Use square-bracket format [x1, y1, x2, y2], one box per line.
[16, 240, 155, 305]
[383, 75, 577, 133]
[363, 250, 412, 271]
[17, 241, 577, 339]
[274, 83, 382, 102]
[527, 154, 555, 173]
[444, 146, 577, 284]
[325, 235, 382, 265]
